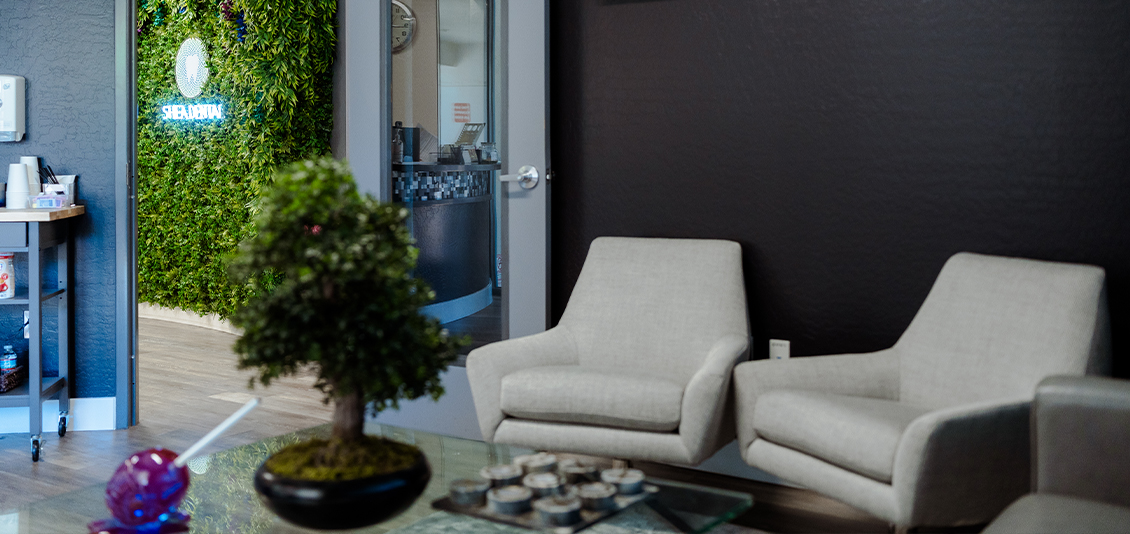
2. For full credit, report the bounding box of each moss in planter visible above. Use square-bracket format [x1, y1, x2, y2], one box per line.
[265, 436, 421, 481]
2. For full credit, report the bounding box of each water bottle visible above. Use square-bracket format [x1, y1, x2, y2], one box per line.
[1, 345, 16, 372]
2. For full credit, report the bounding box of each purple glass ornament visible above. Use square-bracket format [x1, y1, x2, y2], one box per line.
[87, 448, 191, 534]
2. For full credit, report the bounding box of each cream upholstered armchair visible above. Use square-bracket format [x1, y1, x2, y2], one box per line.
[733, 253, 1110, 530]
[466, 237, 749, 465]
[983, 376, 1130, 534]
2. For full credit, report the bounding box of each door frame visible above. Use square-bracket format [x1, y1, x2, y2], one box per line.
[115, 0, 547, 430]
[499, 0, 551, 339]
[369, 0, 550, 440]
[337, 0, 392, 199]
[375, 0, 550, 341]
[115, 0, 396, 427]
[115, 0, 138, 429]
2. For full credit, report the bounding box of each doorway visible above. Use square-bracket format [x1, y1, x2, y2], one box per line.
[390, 0, 550, 356]
[121, 0, 550, 431]
[370, 0, 550, 438]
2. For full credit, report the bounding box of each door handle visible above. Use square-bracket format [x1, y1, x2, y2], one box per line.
[500, 165, 539, 190]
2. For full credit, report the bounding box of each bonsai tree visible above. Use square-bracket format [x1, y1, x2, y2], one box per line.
[227, 157, 465, 477]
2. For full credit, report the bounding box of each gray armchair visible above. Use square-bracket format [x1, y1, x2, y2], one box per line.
[466, 237, 749, 465]
[733, 252, 1110, 529]
[983, 376, 1130, 534]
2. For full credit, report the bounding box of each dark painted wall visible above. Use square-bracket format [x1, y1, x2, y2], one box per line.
[0, 0, 120, 397]
[549, 1, 1130, 375]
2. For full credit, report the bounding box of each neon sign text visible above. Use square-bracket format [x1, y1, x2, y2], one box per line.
[162, 103, 224, 121]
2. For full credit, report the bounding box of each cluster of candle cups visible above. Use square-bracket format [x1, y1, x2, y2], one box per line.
[448, 452, 649, 527]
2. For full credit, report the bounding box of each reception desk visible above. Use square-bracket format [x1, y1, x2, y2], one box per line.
[393, 162, 499, 324]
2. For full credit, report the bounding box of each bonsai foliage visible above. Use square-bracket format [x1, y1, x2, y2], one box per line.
[228, 158, 465, 444]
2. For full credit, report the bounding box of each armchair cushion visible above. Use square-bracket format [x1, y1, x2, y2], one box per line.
[733, 350, 901, 454]
[500, 366, 684, 432]
[754, 390, 929, 483]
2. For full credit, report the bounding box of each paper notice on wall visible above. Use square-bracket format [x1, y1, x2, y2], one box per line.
[454, 103, 471, 123]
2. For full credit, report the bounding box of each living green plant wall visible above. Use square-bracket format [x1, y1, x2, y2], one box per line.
[137, 0, 335, 317]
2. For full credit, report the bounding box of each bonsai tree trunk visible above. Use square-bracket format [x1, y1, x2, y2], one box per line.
[333, 391, 365, 442]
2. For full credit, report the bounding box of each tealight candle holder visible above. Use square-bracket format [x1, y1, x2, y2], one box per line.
[522, 471, 563, 498]
[480, 464, 523, 488]
[600, 468, 646, 495]
[533, 494, 583, 526]
[575, 481, 618, 511]
[449, 478, 491, 507]
[487, 485, 533, 515]
[559, 458, 598, 484]
[513, 452, 557, 474]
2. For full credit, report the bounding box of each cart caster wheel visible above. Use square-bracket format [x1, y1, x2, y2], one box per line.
[58, 417, 67, 437]
[31, 438, 40, 462]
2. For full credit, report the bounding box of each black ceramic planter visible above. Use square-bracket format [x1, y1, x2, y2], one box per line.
[253, 449, 431, 530]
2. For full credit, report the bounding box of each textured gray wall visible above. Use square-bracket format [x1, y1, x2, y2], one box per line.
[0, 0, 120, 398]
[550, 1, 1130, 375]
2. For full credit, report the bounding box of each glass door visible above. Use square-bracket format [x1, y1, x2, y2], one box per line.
[391, 0, 548, 354]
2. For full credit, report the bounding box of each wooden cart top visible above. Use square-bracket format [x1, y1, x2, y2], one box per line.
[0, 205, 85, 222]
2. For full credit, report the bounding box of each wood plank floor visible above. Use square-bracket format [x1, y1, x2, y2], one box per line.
[444, 290, 502, 355]
[0, 318, 332, 511]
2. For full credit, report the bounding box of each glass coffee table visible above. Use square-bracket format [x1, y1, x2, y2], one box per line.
[4, 423, 752, 533]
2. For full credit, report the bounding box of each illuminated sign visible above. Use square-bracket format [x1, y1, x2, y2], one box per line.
[163, 103, 224, 121]
[175, 38, 209, 98]
[165, 38, 223, 122]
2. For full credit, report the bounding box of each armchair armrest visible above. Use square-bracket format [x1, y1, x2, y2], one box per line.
[892, 397, 1031, 527]
[732, 349, 900, 453]
[1035, 375, 1130, 508]
[678, 334, 750, 464]
[465, 327, 579, 441]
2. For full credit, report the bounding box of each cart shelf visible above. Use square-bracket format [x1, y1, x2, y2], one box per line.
[0, 288, 67, 305]
[0, 377, 67, 408]
[0, 206, 83, 461]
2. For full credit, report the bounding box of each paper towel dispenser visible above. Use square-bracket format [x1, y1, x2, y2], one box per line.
[0, 75, 26, 142]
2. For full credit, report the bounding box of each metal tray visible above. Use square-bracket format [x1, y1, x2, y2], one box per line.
[432, 483, 659, 533]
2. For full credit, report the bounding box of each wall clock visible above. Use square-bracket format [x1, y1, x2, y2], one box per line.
[392, 1, 416, 54]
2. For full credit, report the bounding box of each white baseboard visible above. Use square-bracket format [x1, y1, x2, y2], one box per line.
[138, 303, 242, 335]
[0, 397, 116, 433]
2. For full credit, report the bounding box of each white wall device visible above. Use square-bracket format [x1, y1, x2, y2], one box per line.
[0, 75, 26, 142]
[770, 339, 791, 360]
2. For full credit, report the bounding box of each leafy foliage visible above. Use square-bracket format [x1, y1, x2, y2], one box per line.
[228, 158, 466, 417]
[136, 0, 336, 317]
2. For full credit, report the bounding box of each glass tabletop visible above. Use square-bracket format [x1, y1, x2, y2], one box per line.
[4, 423, 752, 533]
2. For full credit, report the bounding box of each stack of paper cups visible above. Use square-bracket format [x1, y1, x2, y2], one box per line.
[19, 156, 40, 196]
[7, 163, 29, 209]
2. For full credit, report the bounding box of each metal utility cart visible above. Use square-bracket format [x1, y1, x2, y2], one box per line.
[0, 206, 83, 461]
